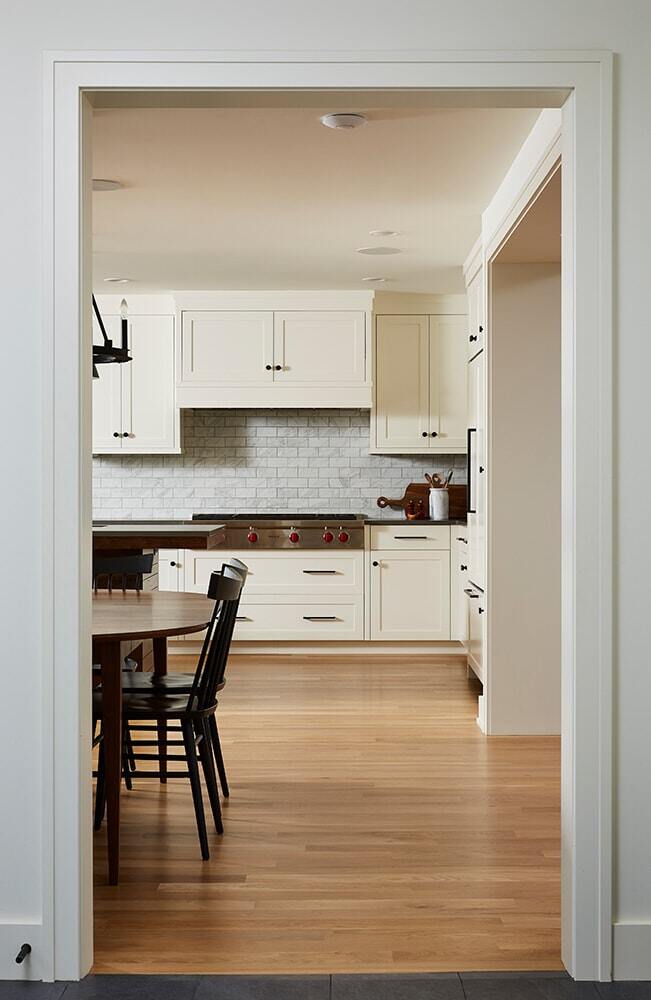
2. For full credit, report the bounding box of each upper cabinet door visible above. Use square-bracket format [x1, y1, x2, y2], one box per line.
[181, 311, 274, 384]
[122, 316, 177, 452]
[429, 315, 468, 451]
[273, 311, 366, 384]
[92, 314, 123, 452]
[374, 315, 430, 451]
[467, 268, 485, 358]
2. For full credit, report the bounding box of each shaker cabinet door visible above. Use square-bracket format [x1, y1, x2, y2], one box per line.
[370, 550, 451, 641]
[273, 311, 366, 384]
[181, 311, 274, 384]
[374, 315, 430, 450]
[122, 315, 177, 452]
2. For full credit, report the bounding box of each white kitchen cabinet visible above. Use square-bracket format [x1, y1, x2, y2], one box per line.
[176, 301, 371, 407]
[158, 549, 183, 592]
[370, 549, 451, 641]
[180, 311, 274, 386]
[467, 349, 486, 591]
[372, 313, 467, 453]
[370, 523, 450, 551]
[182, 549, 364, 597]
[273, 311, 366, 385]
[451, 532, 469, 642]
[467, 585, 485, 682]
[466, 265, 485, 358]
[92, 313, 179, 454]
[234, 597, 364, 641]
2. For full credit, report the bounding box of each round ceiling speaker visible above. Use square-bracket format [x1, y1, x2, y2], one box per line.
[319, 113, 367, 130]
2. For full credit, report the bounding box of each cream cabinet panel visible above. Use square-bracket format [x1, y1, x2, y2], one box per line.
[158, 549, 183, 592]
[467, 267, 485, 358]
[92, 313, 178, 455]
[370, 524, 450, 551]
[273, 311, 366, 384]
[122, 316, 176, 452]
[181, 311, 274, 384]
[467, 587, 485, 682]
[370, 550, 451, 641]
[234, 598, 364, 641]
[182, 549, 364, 597]
[467, 349, 486, 591]
[374, 315, 430, 450]
[451, 534, 469, 642]
[431, 316, 468, 451]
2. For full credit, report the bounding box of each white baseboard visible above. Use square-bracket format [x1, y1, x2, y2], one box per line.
[613, 922, 651, 980]
[170, 640, 467, 657]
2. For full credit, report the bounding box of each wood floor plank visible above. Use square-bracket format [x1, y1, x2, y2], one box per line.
[93, 654, 561, 974]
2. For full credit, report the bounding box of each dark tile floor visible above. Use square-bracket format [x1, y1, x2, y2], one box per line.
[1, 975, 650, 1000]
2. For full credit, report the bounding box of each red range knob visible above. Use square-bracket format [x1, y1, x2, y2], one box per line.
[323, 530, 334, 543]
[247, 530, 258, 544]
[289, 531, 300, 544]
[338, 530, 350, 544]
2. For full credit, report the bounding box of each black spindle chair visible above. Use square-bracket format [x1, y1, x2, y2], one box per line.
[93, 567, 244, 859]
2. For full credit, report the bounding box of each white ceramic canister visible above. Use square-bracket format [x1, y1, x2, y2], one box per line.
[428, 488, 449, 521]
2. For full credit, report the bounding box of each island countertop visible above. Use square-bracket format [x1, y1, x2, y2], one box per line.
[92, 521, 225, 551]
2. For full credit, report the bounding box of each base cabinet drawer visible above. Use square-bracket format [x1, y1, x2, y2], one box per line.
[183, 549, 363, 596]
[370, 524, 450, 551]
[234, 599, 364, 640]
[467, 587, 485, 681]
[450, 536, 469, 642]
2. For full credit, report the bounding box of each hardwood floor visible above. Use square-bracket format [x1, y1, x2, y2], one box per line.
[93, 654, 561, 974]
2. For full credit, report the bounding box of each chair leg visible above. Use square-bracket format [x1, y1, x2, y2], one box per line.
[181, 721, 209, 860]
[209, 714, 229, 798]
[125, 726, 136, 773]
[197, 719, 223, 835]
[157, 719, 168, 784]
[94, 740, 107, 831]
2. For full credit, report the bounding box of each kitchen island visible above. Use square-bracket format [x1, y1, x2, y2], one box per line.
[92, 520, 225, 552]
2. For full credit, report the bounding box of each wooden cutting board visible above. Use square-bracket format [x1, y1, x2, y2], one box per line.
[376, 482, 467, 520]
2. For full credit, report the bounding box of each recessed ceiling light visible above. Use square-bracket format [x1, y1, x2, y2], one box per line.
[92, 178, 124, 191]
[320, 113, 367, 130]
[361, 276, 391, 283]
[369, 230, 401, 237]
[356, 246, 402, 255]
[103, 277, 132, 284]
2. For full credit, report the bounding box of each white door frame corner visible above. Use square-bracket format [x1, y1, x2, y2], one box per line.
[42, 49, 613, 982]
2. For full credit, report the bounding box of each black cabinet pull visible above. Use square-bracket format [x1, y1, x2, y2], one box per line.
[265, 364, 272, 370]
[456, 536, 467, 544]
[464, 588, 479, 598]
[478, 607, 485, 614]
[122, 432, 129, 438]
[460, 564, 467, 571]
[421, 431, 428, 437]
[430, 431, 438, 437]
[113, 432, 120, 438]
[394, 535, 428, 540]
[479, 325, 484, 333]
[303, 569, 337, 575]
[170, 561, 177, 567]
[275, 364, 282, 371]
[469, 334, 478, 342]
[303, 616, 338, 622]
[479, 466, 485, 473]
[235, 615, 252, 622]
[372, 560, 379, 567]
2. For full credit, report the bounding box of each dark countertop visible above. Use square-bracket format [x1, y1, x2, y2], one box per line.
[364, 517, 467, 526]
[92, 521, 226, 551]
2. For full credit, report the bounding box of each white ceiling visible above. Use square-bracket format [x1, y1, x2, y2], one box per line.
[91, 104, 541, 293]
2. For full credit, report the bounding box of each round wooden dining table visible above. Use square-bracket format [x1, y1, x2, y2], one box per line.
[92, 590, 215, 884]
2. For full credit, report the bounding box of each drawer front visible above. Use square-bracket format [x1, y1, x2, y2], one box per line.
[370, 524, 450, 551]
[183, 549, 364, 596]
[234, 599, 364, 640]
[467, 587, 485, 681]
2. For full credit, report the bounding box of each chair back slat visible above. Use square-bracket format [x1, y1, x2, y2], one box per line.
[187, 562, 247, 713]
[93, 554, 154, 593]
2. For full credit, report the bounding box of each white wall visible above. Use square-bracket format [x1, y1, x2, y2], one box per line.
[1, 0, 650, 981]
[489, 262, 561, 734]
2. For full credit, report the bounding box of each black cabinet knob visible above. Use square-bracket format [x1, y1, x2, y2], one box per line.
[430, 431, 438, 437]
[170, 561, 177, 567]
[421, 431, 428, 438]
[265, 364, 272, 370]
[122, 432, 129, 438]
[372, 560, 379, 567]
[275, 365, 282, 371]
[479, 466, 484, 473]
[479, 325, 483, 333]
[478, 607, 485, 614]
[469, 334, 478, 342]
[113, 432, 120, 438]
[461, 564, 467, 571]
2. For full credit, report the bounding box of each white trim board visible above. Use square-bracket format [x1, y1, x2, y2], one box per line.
[42, 50, 612, 983]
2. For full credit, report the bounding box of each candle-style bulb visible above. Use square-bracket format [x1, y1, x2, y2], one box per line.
[120, 298, 128, 320]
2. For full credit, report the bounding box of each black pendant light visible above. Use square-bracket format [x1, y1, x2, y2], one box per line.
[92, 294, 132, 378]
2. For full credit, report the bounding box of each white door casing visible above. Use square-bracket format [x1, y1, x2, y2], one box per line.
[43, 51, 612, 982]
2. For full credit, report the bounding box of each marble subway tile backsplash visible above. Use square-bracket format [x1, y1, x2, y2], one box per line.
[93, 409, 467, 520]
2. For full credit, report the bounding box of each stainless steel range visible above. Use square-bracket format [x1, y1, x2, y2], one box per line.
[192, 513, 365, 549]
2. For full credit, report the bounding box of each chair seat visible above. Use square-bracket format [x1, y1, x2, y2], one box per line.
[121, 672, 226, 695]
[93, 688, 215, 719]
